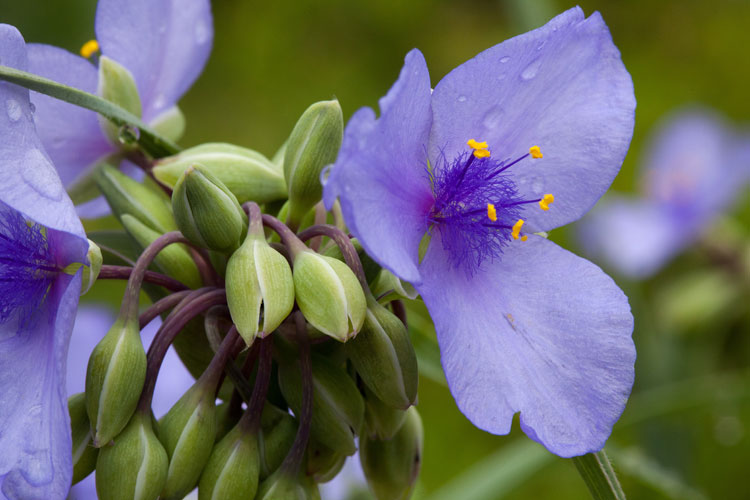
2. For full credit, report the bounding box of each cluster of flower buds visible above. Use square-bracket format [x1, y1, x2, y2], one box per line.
[72, 99, 423, 500]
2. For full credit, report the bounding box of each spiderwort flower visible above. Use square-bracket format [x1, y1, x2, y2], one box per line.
[0, 24, 89, 499]
[25, 0, 213, 216]
[578, 109, 750, 278]
[323, 7, 637, 457]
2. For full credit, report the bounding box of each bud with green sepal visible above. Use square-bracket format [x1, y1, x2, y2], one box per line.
[362, 384, 408, 440]
[283, 99, 343, 230]
[85, 315, 146, 447]
[150, 105, 186, 143]
[172, 164, 248, 253]
[158, 329, 243, 499]
[259, 403, 297, 479]
[120, 214, 202, 289]
[277, 346, 364, 456]
[255, 468, 321, 500]
[347, 295, 418, 409]
[97, 56, 142, 145]
[153, 143, 287, 204]
[371, 269, 418, 303]
[68, 393, 98, 484]
[96, 164, 176, 233]
[95, 412, 169, 500]
[77, 238, 102, 295]
[198, 337, 273, 500]
[306, 439, 346, 483]
[360, 407, 423, 500]
[225, 202, 294, 346]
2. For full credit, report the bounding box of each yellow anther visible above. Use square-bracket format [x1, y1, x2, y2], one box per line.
[521, 235, 528, 241]
[80, 39, 100, 59]
[473, 148, 491, 158]
[467, 139, 488, 150]
[539, 194, 554, 211]
[529, 145, 543, 159]
[511, 219, 525, 240]
[487, 203, 497, 222]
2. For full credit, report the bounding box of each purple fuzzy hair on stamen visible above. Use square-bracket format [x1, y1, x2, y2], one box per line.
[0, 205, 57, 327]
[427, 150, 526, 274]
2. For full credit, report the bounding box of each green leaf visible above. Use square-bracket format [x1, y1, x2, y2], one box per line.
[0, 64, 179, 158]
[571, 450, 626, 500]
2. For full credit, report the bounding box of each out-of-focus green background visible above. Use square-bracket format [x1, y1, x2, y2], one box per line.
[3, 0, 749, 498]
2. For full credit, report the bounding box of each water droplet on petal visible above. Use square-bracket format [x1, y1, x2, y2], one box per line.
[6, 99, 22, 122]
[520, 59, 541, 80]
[482, 105, 504, 130]
[195, 22, 209, 44]
[457, 95, 467, 103]
[117, 124, 141, 145]
[320, 164, 333, 186]
[152, 93, 167, 111]
[22, 149, 63, 200]
[536, 41, 546, 51]
[499, 56, 510, 64]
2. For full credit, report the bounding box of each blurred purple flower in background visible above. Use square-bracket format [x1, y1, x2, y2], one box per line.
[0, 24, 88, 500]
[26, 0, 213, 217]
[578, 109, 750, 279]
[324, 8, 637, 457]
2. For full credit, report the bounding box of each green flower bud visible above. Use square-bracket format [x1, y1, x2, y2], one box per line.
[157, 381, 218, 499]
[322, 237, 382, 285]
[347, 297, 418, 409]
[283, 100, 343, 229]
[85, 317, 147, 446]
[198, 424, 260, 500]
[255, 469, 321, 500]
[96, 412, 168, 500]
[278, 351, 364, 455]
[306, 440, 346, 483]
[215, 400, 242, 442]
[172, 164, 248, 252]
[371, 269, 418, 302]
[154, 143, 287, 204]
[120, 214, 202, 289]
[80, 238, 102, 295]
[360, 407, 423, 500]
[69, 393, 98, 485]
[226, 225, 294, 345]
[259, 404, 297, 479]
[96, 164, 176, 233]
[150, 106, 186, 143]
[362, 384, 408, 441]
[97, 56, 142, 144]
[293, 251, 366, 342]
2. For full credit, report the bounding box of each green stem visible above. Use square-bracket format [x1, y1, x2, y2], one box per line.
[572, 450, 627, 500]
[0, 65, 180, 158]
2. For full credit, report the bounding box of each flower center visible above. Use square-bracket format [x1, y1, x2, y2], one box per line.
[425, 139, 553, 273]
[0, 204, 59, 327]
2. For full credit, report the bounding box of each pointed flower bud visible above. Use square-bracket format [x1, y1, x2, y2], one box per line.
[172, 164, 248, 252]
[347, 297, 418, 409]
[283, 99, 343, 229]
[74, 238, 102, 295]
[292, 250, 366, 342]
[226, 210, 294, 345]
[371, 269, 418, 302]
[259, 404, 297, 479]
[154, 143, 287, 203]
[198, 424, 261, 500]
[362, 384, 408, 441]
[306, 440, 346, 483]
[69, 393, 98, 485]
[120, 214, 202, 289]
[157, 380, 218, 500]
[96, 164, 177, 233]
[278, 351, 364, 455]
[85, 316, 147, 446]
[95, 412, 168, 500]
[150, 105, 186, 143]
[97, 56, 142, 144]
[255, 468, 321, 500]
[360, 407, 423, 500]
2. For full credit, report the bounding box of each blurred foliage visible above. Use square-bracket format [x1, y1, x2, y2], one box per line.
[2, 0, 750, 498]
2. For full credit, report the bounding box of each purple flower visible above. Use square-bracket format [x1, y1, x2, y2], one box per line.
[579, 109, 750, 278]
[0, 24, 89, 500]
[26, 0, 213, 217]
[323, 8, 636, 457]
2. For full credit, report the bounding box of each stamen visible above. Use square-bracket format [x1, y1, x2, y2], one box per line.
[539, 194, 554, 211]
[511, 219, 525, 240]
[529, 146, 543, 159]
[467, 138, 491, 158]
[473, 148, 491, 158]
[487, 203, 497, 222]
[80, 39, 100, 58]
